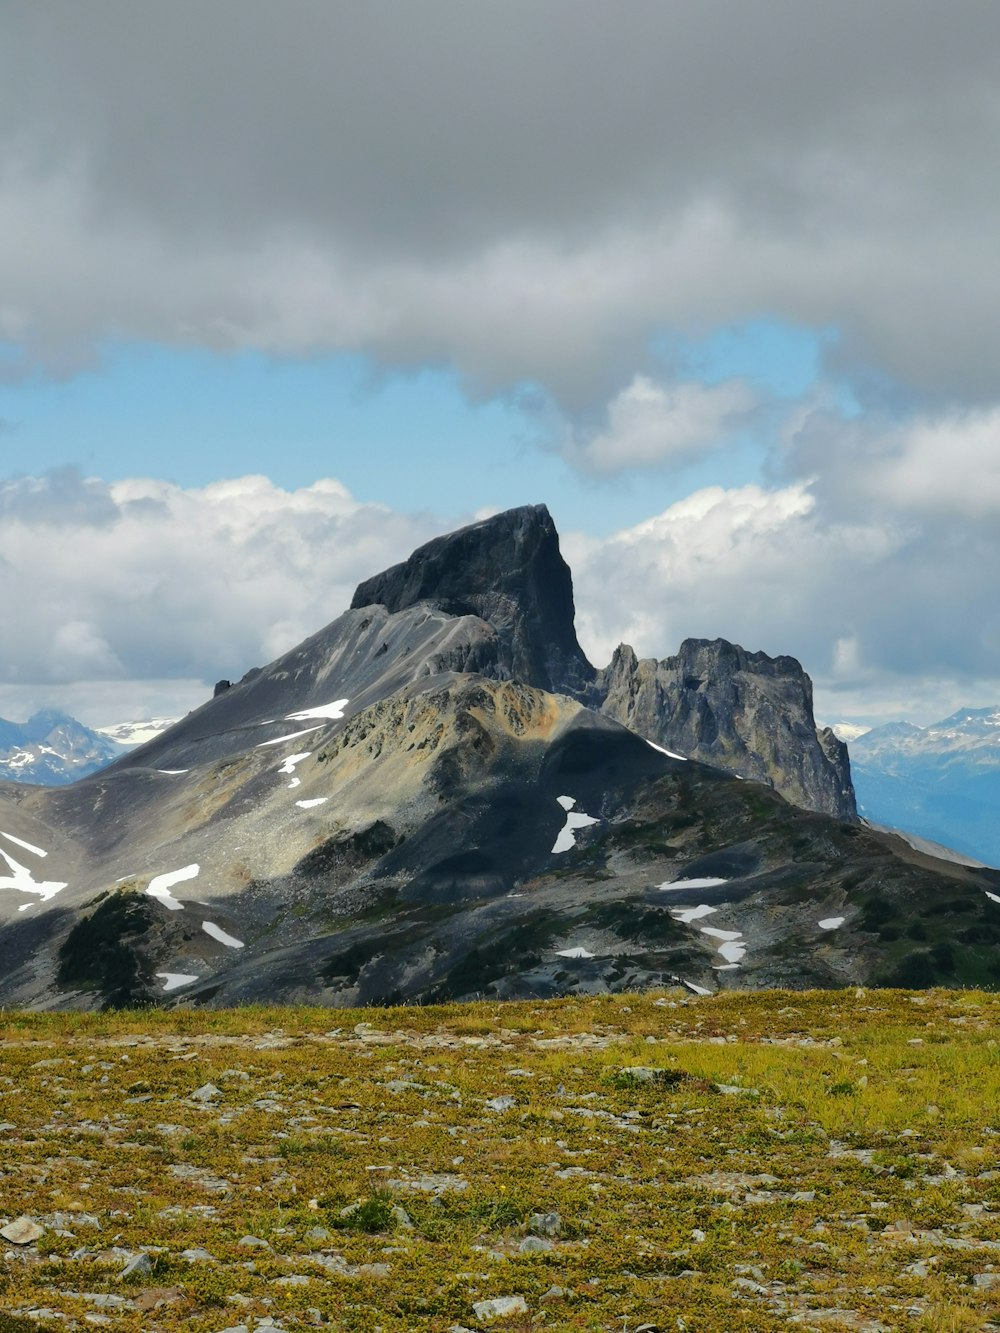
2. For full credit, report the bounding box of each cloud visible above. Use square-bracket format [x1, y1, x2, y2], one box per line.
[567, 375, 754, 472]
[0, 4, 998, 402]
[0, 470, 445, 717]
[0, 456, 997, 730]
[795, 405, 1000, 519]
[0, 466, 122, 525]
[565, 470, 1000, 725]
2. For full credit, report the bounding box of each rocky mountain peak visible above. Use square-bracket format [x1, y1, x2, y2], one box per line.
[351, 504, 595, 696]
[0, 709, 124, 786]
[599, 635, 857, 820]
[110, 504, 855, 821]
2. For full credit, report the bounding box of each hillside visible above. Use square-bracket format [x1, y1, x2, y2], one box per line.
[1, 990, 999, 1331]
[2, 506, 998, 1010]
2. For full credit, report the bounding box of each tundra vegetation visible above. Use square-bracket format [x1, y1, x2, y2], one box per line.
[1, 989, 999, 1331]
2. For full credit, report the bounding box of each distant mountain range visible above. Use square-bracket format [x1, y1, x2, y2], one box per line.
[0, 712, 175, 785]
[3, 504, 999, 1011]
[840, 709, 1000, 868]
[95, 718, 179, 747]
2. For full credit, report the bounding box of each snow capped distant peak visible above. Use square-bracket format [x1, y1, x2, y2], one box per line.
[96, 718, 178, 746]
[0, 710, 128, 786]
[825, 722, 872, 743]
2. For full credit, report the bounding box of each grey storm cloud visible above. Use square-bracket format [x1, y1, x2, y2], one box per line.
[1, 2, 999, 402]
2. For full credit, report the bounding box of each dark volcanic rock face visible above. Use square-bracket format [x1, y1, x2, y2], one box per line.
[599, 638, 857, 820]
[351, 504, 596, 698]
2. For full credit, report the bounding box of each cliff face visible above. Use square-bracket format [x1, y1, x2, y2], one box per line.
[344, 505, 854, 819]
[351, 504, 595, 697]
[598, 638, 857, 820]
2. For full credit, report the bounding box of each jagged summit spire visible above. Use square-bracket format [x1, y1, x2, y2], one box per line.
[351, 504, 595, 695]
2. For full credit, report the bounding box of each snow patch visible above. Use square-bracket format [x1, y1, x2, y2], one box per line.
[986, 891, 1000, 905]
[645, 739, 687, 761]
[819, 916, 845, 930]
[551, 795, 599, 854]
[202, 921, 244, 949]
[556, 946, 595, 959]
[296, 797, 328, 809]
[681, 979, 713, 996]
[157, 769, 189, 775]
[0, 847, 67, 903]
[156, 972, 199, 992]
[277, 751, 311, 775]
[670, 904, 718, 924]
[696, 921, 747, 966]
[97, 718, 177, 746]
[716, 940, 746, 963]
[285, 698, 349, 722]
[146, 864, 199, 911]
[0, 831, 47, 858]
[657, 876, 729, 891]
[256, 727, 323, 748]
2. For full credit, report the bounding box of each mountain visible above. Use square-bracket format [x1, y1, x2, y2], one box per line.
[0, 709, 125, 785]
[353, 505, 855, 818]
[850, 708, 1000, 867]
[1, 503, 998, 1011]
[352, 503, 596, 699]
[829, 721, 872, 743]
[599, 639, 855, 819]
[95, 717, 178, 747]
[0, 711, 178, 786]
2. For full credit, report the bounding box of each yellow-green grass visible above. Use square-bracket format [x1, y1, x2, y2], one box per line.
[1, 989, 999, 1331]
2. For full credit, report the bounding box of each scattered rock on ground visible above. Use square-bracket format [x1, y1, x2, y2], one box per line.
[529, 1211, 562, 1236]
[473, 1295, 529, 1319]
[518, 1235, 553, 1253]
[190, 1082, 222, 1103]
[484, 1095, 517, 1112]
[119, 1252, 153, 1280]
[1, 1216, 44, 1245]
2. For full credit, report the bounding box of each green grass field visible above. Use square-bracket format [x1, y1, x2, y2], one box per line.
[2, 989, 1000, 1331]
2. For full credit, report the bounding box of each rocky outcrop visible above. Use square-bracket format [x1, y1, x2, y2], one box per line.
[347, 507, 855, 818]
[351, 505, 595, 698]
[598, 638, 857, 820]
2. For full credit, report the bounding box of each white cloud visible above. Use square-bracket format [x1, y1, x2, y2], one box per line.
[788, 401, 1000, 520]
[565, 483, 820, 667]
[1, 450, 999, 733]
[566, 477, 1000, 726]
[0, 471, 445, 723]
[866, 408, 1000, 517]
[568, 374, 753, 472]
